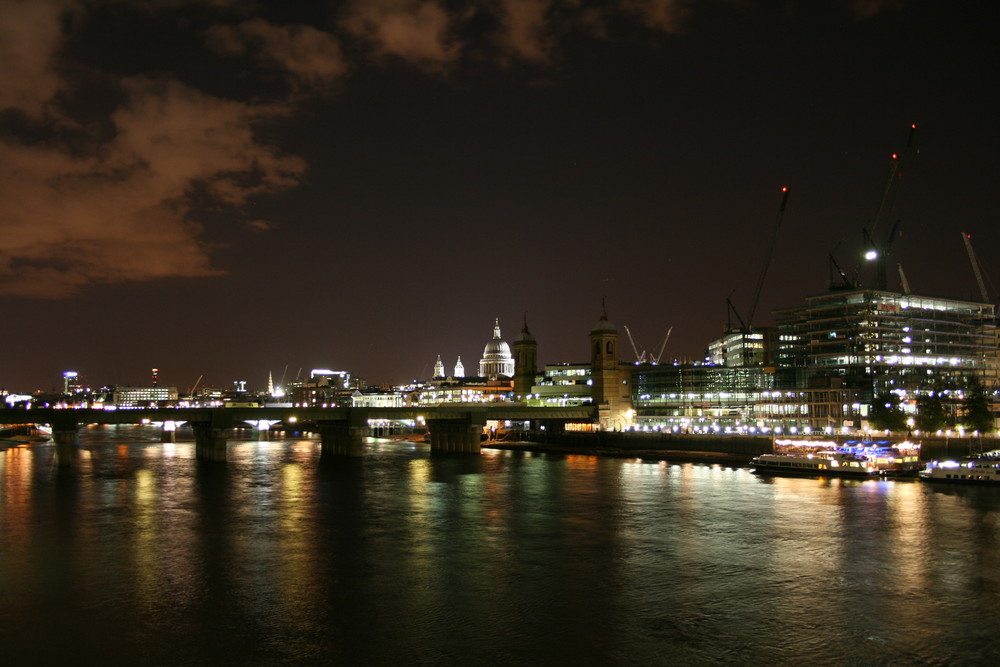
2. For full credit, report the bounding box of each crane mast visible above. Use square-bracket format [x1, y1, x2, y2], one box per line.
[746, 186, 790, 329]
[652, 327, 673, 364]
[961, 232, 990, 303]
[863, 124, 916, 291]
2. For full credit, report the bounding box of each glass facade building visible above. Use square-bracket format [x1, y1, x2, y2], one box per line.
[775, 290, 997, 394]
[630, 290, 998, 432]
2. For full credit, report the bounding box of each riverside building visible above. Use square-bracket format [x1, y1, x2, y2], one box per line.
[773, 289, 998, 430]
[628, 288, 998, 433]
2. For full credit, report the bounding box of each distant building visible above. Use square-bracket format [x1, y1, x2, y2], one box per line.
[351, 390, 405, 408]
[113, 386, 179, 407]
[632, 363, 779, 432]
[413, 379, 512, 405]
[62, 371, 83, 395]
[707, 329, 773, 367]
[774, 288, 998, 429]
[479, 319, 515, 379]
[513, 318, 538, 399]
[590, 307, 633, 430]
[529, 363, 592, 407]
[629, 288, 999, 433]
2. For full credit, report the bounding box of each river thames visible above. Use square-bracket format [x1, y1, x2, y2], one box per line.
[2, 426, 999, 665]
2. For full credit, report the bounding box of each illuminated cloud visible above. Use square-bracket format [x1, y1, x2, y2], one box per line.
[0, 0, 903, 299]
[495, 0, 557, 63]
[0, 73, 304, 297]
[205, 18, 350, 92]
[0, 0, 69, 117]
[0, 1, 305, 298]
[621, 0, 690, 34]
[340, 0, 460, 70]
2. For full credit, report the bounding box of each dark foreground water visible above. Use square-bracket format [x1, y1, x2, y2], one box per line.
[3, 426, 1000, 666]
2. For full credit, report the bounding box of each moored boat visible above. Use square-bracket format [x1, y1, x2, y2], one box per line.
[751, 451, 878, 478]
[919, 452, 1000, 484]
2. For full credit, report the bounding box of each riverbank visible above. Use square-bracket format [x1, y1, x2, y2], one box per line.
[483, 440, 755, 466]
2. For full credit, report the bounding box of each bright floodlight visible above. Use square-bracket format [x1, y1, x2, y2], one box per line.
[865, 249, 878, 261]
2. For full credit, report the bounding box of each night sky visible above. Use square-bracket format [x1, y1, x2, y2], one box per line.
[1, 0, 997, 394]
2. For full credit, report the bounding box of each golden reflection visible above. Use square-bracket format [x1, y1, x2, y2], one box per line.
[566, 454, 599, 470]
[884, 483, 930, 591]
[132, 467, 161, 608]
[2, 446, 35, 569]
[277, 461, 321, 627]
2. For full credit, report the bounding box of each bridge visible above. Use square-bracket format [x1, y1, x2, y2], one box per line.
[0, 405, 595, 464]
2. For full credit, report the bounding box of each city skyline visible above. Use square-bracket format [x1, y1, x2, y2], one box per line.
[2, 1, 997, 392]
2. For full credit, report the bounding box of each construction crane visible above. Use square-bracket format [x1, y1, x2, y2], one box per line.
[897, 263, 911, 294]
[961, 232, 991, 302]
[746, 186, 791, 329]
[625, 324, 674, 364]
[624, 325, 646, 363]
[651, 326, 673, 364]
[862, 124, 917, 290]
[726, 186, 791, 333]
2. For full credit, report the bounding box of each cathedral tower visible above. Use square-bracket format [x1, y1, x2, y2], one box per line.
[513, 315, 538, 399]
[589, 304, 633, 430]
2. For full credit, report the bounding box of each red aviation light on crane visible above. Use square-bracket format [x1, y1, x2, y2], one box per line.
[779, 186, 790, 212]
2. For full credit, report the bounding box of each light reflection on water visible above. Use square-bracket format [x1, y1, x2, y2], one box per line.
[2, 426, 1000, 665]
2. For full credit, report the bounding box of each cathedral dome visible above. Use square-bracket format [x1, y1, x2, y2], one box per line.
[479, 318, 515, 378]
[483, 337, 512, 357]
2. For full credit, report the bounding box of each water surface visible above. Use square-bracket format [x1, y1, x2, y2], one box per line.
[2, 426, 999, 665]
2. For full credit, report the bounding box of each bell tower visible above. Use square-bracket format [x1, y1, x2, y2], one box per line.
[513, 314, 538, 400]
[589, 303, 632, 430]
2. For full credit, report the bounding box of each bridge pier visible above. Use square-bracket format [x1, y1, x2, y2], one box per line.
[49, 413, 81, 466]
[161, 420, 184, 443]
[192, 422, 230, 462]
[427, 418, 482, 455]
[318, 420, 369, 457]
[52, 428, 79, 466]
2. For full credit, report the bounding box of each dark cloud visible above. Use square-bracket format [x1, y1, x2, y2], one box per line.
[0, 0, 917, 300]
[0, 0, 304, 298]
[0, 0, 69, 117]
[339, 0, 461, 70]
[205, 18, 350, 92]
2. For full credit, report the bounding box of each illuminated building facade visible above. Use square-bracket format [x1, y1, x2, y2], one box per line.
[708, 329, 773, 367]
[632, 363, 780, 431]
[479, 319, 515, 379]
[113, 386, 179, 407]
[629, 290, 998, 433]
[413, 379, 512, 405]
[63, 371, 83, 395]
[529, 363, 592, 407]
[775, 290, 997, 392]
[590, 309, 633, 429]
